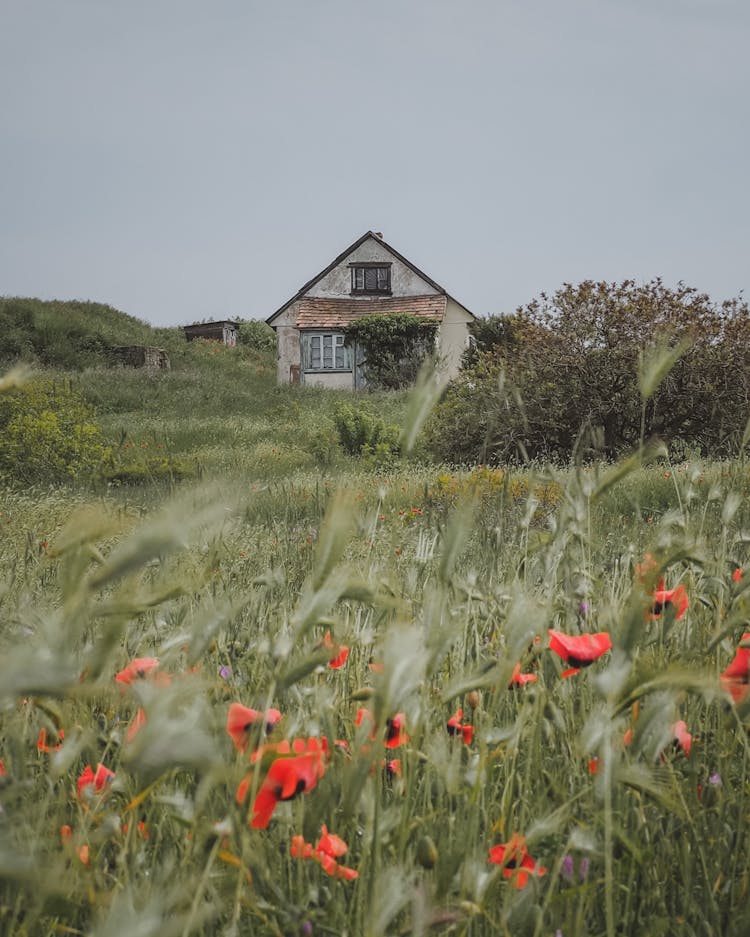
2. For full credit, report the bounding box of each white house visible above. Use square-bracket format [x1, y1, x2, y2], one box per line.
[265, 231, 475, 389]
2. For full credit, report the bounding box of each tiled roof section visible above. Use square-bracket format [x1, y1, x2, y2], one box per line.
[295, 295, 447, 329]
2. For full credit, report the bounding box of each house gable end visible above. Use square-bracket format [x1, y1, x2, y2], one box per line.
[266, 231, 477, 327]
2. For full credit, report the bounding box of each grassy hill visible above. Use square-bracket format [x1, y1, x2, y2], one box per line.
[0, 296, 410, 483]
[0, 296, 192, 369]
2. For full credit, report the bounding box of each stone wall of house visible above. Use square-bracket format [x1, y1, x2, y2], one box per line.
[437, 299, 474, 383]
[303, 369, 354, 390]
[274, 304, 301, 384]
[307, 240, 439, 299]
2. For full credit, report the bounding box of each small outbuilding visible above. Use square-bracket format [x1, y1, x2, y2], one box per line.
[183, 320, 239, 347]
[111, 345, 170, 369]
[266, 231, 475, 389]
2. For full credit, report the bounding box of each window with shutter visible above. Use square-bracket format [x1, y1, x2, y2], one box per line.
[350, 263, 391, 295]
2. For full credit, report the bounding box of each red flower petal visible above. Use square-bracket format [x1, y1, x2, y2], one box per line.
[226, 703, 282, 753]
[385, 713, 409, 749]
[115, 657, 160, 686]
[548, 630, 612, 667]
[77, 763, 115, 797]
[250, 746, 328, 829]
[720, 634, 750, 704]
[651, 585, 689, 621]
[672, 720, 692, 756]
[37, 727, 64, 753]
[509, 663, 538, 687]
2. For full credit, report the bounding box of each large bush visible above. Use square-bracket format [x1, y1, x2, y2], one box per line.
[428, 279, 750, 463]
[0, 379, 112, 485]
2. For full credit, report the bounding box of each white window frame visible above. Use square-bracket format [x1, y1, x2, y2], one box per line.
[302, 332, 352, 372]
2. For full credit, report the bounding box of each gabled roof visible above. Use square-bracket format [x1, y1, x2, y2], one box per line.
[266, 231, 475, 326]
[296, 295, 447, 329]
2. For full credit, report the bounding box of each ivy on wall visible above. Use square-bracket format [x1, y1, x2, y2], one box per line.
[343, 313, 438, 390]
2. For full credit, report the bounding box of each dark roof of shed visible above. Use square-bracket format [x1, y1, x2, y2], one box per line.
[296, 295, 446, 329]
[183, 320, 239, 330]
[266, 231, 475, 326]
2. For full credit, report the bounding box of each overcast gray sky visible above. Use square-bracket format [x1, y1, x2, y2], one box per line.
[1, 0, 748, 326]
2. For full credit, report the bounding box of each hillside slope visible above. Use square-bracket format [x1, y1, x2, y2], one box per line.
[0, 296, 189, 369]
[0, 296, 410, 482]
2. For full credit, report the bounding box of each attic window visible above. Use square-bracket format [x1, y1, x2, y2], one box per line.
[350, 263, 391, 295]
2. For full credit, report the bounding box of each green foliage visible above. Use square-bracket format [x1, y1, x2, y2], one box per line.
[429, 279, 750, 463]
[104, 453, 196, 486]
[0, 378, 112, 485]
[465, 311, 528, 364]
[344, 313, 438, 390]
[0, 296, 189, 370]
[333, 402, 400, 457]
[236, 318, 277, 352]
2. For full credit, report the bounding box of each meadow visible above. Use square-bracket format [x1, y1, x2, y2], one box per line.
[2, 330, 750, 937]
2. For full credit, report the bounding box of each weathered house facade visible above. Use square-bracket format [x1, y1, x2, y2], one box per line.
[266, 231, 475, 389]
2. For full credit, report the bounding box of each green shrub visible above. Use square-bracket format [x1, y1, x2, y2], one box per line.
[333, 403, 400, 456]
[0, 379, 112, 485]
[237, 319, 277, 352]
[104, 454, 196, 486]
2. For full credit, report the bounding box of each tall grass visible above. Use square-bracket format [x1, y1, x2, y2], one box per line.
[2, 450, 750, 935]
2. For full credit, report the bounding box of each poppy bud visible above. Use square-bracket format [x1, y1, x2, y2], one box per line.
[416, 835, 438, 869]
[350, 687, 374, 701]
[466, 691, 481, 711]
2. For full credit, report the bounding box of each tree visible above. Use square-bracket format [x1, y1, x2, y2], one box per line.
[427, 280, 750, 463]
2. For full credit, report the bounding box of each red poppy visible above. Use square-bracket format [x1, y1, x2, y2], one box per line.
[488, 833, 547, 889]
[226, 703, 282, 753]
[115, 657, 161, 686]
[355, 708, 377, 740]
[291, 825, 358, 880]
[650, 585, 688, 621]
[37, 727, 64, 753]
[77, 763, 115, 798]
[720, 633, 750, 704]
[385, 758, 402, 778]
[671, 720, 692, 756]
[0, 760, 5, 777]
[319, 632, 349, 669]
[733, 568, 744, 584]
[548, 630, 612, 677]
[385, 713, 409, 749]
[242, 738, 329, 829]
[446, 709, 473, 745]
[509, 663, 538, 687]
